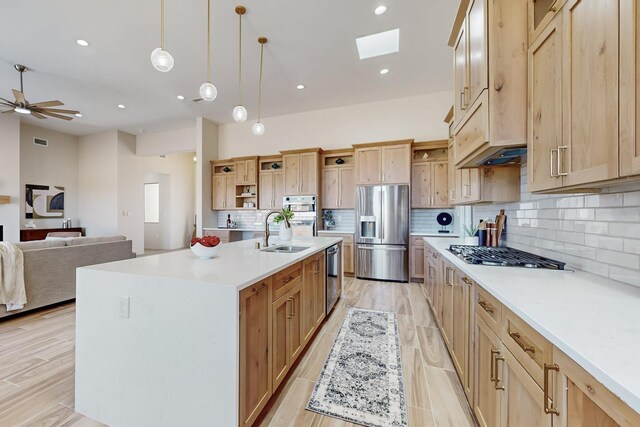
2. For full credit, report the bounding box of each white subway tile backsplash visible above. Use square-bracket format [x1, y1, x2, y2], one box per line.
[410, 209, 456, 233]
[473, 163, 640, 288]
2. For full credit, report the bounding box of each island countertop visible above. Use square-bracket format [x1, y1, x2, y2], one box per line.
[80, 236, 342, 291]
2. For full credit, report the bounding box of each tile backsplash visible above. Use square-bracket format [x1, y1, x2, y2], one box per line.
[321, 210, 355, 232]
[411, 209, 457, 233]
[217, 210, 275, 230]
[473, 163, 640, 288]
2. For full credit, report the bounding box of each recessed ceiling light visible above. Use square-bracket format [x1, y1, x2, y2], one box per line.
[117, 104, 125, 109]
[177, 95, 185, 100]
[296, 85, 305, 90]
[374, 6, 387, 15]
[380, 68, 390, 75]
[75, 113, 83, 117]
[76, 39, 89, 47]
[356, 28, 400, 60]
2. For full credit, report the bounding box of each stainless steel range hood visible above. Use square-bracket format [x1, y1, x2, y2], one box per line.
[477, 148, 527, 167]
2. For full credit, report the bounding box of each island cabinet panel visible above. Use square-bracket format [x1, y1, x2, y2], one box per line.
[302, 251, 327, 344]
[239, 278, 272, 427]
[272, 292, 290, 390]
[288, 281, 304, 364]
[441, 263, 454, 349]
[552, 348, 640, 427]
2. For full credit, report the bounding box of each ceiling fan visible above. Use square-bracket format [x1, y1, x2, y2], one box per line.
[0, 64, 80, 121]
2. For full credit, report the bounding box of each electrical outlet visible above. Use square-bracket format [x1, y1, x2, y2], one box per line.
[119, 296, 130, 318]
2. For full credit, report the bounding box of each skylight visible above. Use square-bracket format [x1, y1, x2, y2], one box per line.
[356, 29, 400, 60]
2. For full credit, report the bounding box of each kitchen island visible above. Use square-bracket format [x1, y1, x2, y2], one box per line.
[75, 236, 342, 427]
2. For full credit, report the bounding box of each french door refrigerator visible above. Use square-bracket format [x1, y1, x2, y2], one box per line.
[356, 184, 409, 282]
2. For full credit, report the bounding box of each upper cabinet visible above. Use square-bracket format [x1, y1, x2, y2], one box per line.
[449, 0, 528, 167]
[258, 156, 284, 210]
[528, 0, 567, 45]
[411, 141, 450, 208]
[354, 140, 412, 185]
[529, 0, 627, 192]
[322, 150, 355, 209]
[282, 149, 321, 196]
[211, 160, 238, 210]
[235, 157, 258, 186]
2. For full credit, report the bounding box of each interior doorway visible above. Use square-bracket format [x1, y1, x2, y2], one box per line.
[143, 172, 171, 251]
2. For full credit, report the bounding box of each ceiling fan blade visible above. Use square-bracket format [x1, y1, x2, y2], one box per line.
[29, 100, 63, 108]
[37, 108, 80, 115]
[38, 110, 73, 121]
[0, 102, 15, 108]
[12, 89, 25, 104]
[2, 109, 15, 114]
[0, 97, 15, 105]
[31, 111, 48, 119]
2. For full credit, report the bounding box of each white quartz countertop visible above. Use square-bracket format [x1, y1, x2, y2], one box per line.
[424, 237, 640, 414]
[203, 227, 264, 232]
[81, 236, 342, 291]
[318, 230, 355, 235]
[411, 231, 459, 237]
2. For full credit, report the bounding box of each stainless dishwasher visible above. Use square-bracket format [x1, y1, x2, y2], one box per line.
[325, 244, 342, 315]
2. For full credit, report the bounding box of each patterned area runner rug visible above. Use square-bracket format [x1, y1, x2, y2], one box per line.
[306, 307, 408, 427]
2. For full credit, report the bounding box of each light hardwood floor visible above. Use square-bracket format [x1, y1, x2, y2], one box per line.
[0, 278, 475, 426]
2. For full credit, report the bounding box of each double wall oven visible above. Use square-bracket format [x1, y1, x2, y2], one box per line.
[283, 195, 317, 236]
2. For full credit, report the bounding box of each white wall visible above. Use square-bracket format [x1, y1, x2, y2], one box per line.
[20, 124, 79, 229]
[78, 131, 119, 237]
[136, 126, 196, 156]
[0, 116, 21, 242]
[218, 91, 452, 158]
[196, 118, 219, 234]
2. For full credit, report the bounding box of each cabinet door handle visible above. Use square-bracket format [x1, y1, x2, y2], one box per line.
[479, 300, 495, 314]
[494, 355, 505, 391]
[509, 331, 535, 354]
[460, 91, 466, 111]
[544, 363, 560, 415]
[550, 148, 559, 178]
[549, 0, 559, 12]
[286, 297, 293, 319]
[461, 277, 473, 285]
[289, 296, 296, 317]
[490, 349, 499, 382]
[252, 283, 268, 293]
[558, 145, 568, 176]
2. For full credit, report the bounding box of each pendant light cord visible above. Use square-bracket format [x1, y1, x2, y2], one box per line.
[258, 42, 264, 121]
[160, 0, 165, 49]
[238, 13, 243, 104]
[207, 0, 211, 82]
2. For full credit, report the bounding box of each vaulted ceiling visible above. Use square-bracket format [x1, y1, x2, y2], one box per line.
[0, 0, 456, 136]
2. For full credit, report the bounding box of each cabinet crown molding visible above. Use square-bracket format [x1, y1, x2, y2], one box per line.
[280, 148, 323, 155]
[352, 139, 414, 149]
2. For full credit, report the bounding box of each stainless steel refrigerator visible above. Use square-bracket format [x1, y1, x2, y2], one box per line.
[356, 184, 409, 282]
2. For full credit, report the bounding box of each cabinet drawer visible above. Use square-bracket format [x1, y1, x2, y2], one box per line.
[272, 262, 302, 301]
[503, 308, 552, 389]
[475, 285, 501, 336]
[318, 232, 354, 244]
[425, 243, 439, 260]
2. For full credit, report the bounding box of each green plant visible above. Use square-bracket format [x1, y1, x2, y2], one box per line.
[463, 224, 479, 237]
[274, 207, 294, 225]
[322, 211, 333, 221]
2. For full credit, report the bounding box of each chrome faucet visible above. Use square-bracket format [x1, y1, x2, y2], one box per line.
[264, 210, 291, 248]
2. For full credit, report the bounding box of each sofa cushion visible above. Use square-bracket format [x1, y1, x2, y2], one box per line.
[14, 240, 66, 251]
[45, 236, 76, 244]
[67, 235, 127, 246]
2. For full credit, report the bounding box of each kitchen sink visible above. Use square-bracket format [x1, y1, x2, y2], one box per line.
[261, 245, 310, 254]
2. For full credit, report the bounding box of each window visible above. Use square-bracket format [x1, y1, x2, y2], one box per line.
[144, 183, 160, 223]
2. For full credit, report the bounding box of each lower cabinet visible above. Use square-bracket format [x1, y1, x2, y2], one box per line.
[474, 315, 502, 427]
[410, 237, 426, 282]
[441, 263, 454, 349]
[239, 278, 272, 427]
[272, 281, 303, 391]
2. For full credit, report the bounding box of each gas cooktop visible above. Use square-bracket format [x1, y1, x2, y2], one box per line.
[448, 245, 566, 270]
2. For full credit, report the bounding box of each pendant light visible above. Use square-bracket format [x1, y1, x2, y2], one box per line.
[199, 0, 218, 101]
[150, 0, 174, 72]
[252, 37, 267, 136]
[232, 6, 248, 122]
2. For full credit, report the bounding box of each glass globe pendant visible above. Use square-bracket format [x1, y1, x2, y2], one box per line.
[199, 82, 218, 101]
[150, 48, 174, 72]
[199, 0, 218, 102]
[252, 122, 265, 136]
[233, 105, 247, 122]
[150, 0, 174, 72]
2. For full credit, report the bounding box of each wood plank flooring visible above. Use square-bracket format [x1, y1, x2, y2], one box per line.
[0, 278, 475, 426]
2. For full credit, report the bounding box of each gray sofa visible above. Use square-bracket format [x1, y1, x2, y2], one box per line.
[1, 235, 135, 319]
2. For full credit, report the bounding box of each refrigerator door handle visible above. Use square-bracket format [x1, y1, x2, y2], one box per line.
[358, 245, 407, 251]
[380, 187, 385, 241]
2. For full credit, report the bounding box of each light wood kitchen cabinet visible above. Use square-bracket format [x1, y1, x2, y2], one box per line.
[620, 0, 640, 177]
[302, 252, 326, 344]
[411, 161, 449, 208]
[259, 171, 284, 210]
[272, 280, 303, 391]
[454, 166, 520, 205]
[322, 167, 355, 209]
[552, 347, 640, 427]
[282, 149, 321, 196]
[235, 157, 258, 185]
[318, 232, 354, 276]
[441, 263, 454, 350]
[423, 244, 440, 308]
[474, 315, 502, 427]
[354, 141, 412, 185]
[239, 278, 272, 427]
[449, 0, 527, 167]
[409, 236, 426, 282]
[212, 174, 236, 210]
[528, 0, 566, 45]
